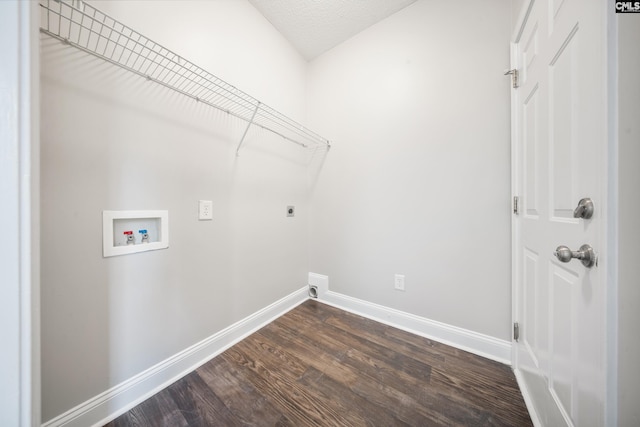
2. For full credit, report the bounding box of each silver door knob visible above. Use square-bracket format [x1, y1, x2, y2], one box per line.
[573, 198, 594, 219]
[554, 244, 596, 268]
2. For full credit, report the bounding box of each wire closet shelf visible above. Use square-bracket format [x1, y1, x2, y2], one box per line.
[39, 0, 330, 152]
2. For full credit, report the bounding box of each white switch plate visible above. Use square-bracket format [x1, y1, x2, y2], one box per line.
[199, 200, 213, 220]
[394, 274, 405, 291]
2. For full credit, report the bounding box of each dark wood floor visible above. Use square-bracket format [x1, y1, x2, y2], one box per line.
[105, 300, 532, 426]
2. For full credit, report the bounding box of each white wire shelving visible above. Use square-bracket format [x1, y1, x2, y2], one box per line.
[38, 0, 330, 153]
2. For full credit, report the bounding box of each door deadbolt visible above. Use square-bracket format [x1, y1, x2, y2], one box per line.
[573, 198, 594, 219]
[554, 244, 596, 268]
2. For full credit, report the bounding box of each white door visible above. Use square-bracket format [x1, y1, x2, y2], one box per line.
[512, 0, 607, 425]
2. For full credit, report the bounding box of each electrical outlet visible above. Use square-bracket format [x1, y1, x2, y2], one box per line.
[198, 200, 213, 220]
[394, 274, 405, 291]
[287, 205, 295, 217]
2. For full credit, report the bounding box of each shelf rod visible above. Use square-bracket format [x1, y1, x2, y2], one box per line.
[236, 102, 260, 156]
[38, 0, 331, 151]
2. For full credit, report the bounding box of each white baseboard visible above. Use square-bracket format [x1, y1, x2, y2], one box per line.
[42, 287, 309, 427]
[319, 291, 512, 365]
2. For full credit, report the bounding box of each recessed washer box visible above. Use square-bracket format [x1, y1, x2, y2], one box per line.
[103, 210, 169, 257]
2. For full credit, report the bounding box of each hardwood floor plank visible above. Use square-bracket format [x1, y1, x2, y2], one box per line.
[313, 304, 531, 426]
[322, 311, 454, 368]
[298, 313, 435, 385]
[265, 313, 472, 425]
[430, 367, 532, 426]
[297, 366, 411, 427]
[219, 345, 347, 426]
[196, 356, 286, 425]
[105, 300, 532, 426]
[256, 327, 446, 427]
[166, 372, 242, 426]
[258, 321, 358, 383]
[317, 303, 508, 375]
[105, 388, 189, 427]
[234, 334, 372, 427]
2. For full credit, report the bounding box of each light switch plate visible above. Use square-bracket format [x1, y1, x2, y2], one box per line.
[199, 200, 213, 220]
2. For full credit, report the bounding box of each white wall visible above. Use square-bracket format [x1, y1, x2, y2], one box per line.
[617, 14, 640, 427]
[40, 0, 310, 421]
[307, 0, 512, 339]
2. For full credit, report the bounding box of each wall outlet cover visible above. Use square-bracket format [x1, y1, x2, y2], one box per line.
[394, 274, 405, 291]
[199, 200, 213, 220]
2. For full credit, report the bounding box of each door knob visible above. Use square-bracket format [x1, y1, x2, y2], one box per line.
[573, 198, 594, 219]
[554, 244, 596, 268]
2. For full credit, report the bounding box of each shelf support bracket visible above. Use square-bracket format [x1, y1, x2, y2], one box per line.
[236, 102, 260, 156]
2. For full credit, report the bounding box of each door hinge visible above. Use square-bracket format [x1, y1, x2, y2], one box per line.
[504, 68, 519, 88]
[514, 322, 520, 342]
[513, 196, 520, 215]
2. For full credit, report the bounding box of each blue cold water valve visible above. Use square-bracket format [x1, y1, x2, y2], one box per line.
[139, 229, 149, 243]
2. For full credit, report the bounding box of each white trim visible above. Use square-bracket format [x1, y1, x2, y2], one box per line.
[604, 4, 618, 426]
[42, 287, 309, 427]
[514, 369, 542, 427]
[23, 2, 41, 425]
[510, 39, 521, 369]
[0, 3, 24, 425]
[0, 2, 39, 426]
[319, 291, 512, 365]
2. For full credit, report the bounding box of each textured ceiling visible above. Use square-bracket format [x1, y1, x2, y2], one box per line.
[248, 0, 418, 61]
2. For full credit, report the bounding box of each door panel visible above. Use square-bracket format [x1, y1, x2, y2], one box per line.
[523, 86, 539, 217]
[549, 262, 578, 415]
[513, 0, 606, 425]
[549, 27, 579, 221]
[522, 249, 540, 367]
[522, 24, 539, 86]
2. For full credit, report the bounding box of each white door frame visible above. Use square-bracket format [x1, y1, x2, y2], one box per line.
[0, 1, 40, 426]
[604, 6, 621, 427]
[509, 2, 537, 422]
[509, 1, 619, 425]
